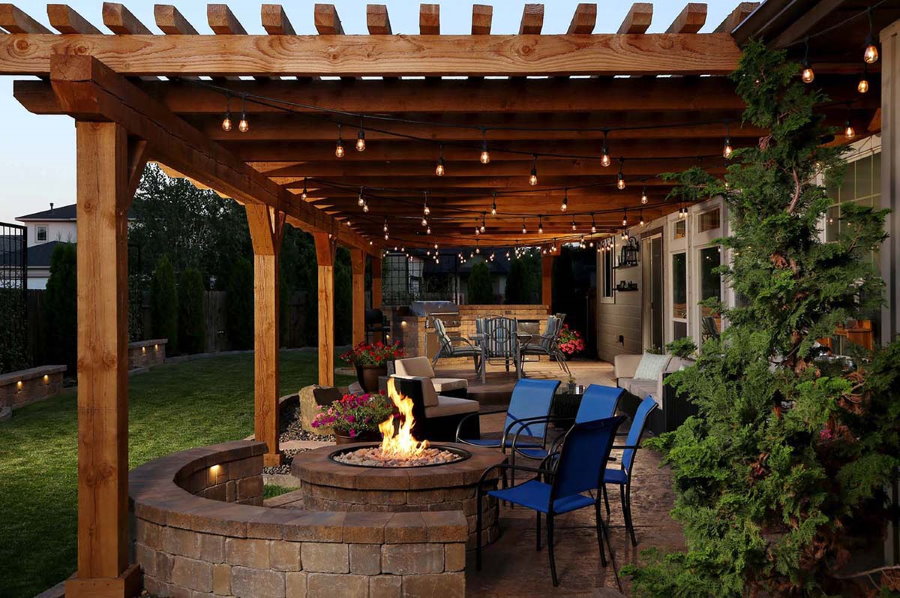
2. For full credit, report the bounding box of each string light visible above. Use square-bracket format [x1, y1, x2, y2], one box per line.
[571, 219, 577, 231]
[864, 8, 879, 64]
[480, 213, 486, 234]
[801, 38, 815, 84]
[858, 65, 870, 94]
[561, 187, 568, 212]
[490, 192, 497, 216]
[363, 202, 369, 213]
[335, 124, 345, 158]
[622, 208, 628, 227]
[591, 214, 597, 234]
[357, 187, 365, 207]
[301, 178, 308, 200]
[480, 130, 490, 164]
[538, 215, 543, 234]
[617, 159, 626, 190]
[723, 124, 733, 159]
[522, 219, 527, 235]
[356, 120, 366, 152]
[435, 145, 445, 176]
[426, 226, 431, 234]
[529, 155, 538, 186]
[600, 131, 611, 168]
[383, 217, 389, 240]
[345, 218, 351, 226]
[639, 209, 645, 227]
[845, 119, 856, 139]
[641, 187, 648, 205]
[221, 96, 233, 132]
[238, 96, 249, 133]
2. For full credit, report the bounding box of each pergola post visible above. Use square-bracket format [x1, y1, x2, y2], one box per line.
[314, 232, 335, 387]
[541, 255, 554, 313]
[371, 256, 383, 309]
[351, 247, 366, 345]
[881, 19, 900, 347]
[66, 121, 142, 598]
[246, 204, 285, 467]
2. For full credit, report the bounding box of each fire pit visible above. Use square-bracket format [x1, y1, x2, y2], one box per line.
[292, 379, 505, 547]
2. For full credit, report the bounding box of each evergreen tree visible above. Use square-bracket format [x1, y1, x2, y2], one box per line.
[177, 268, 206, 354]
[626, 42, 900, 596]
[333, 247, 352, 345]
[150, 255, 178, 353]
[224, 257, 253, 350]
[505, 252, 539, 304]
[43, 243, 77, 372]
[468, 260, 494, 304]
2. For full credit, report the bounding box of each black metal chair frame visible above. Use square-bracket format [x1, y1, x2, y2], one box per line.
[474, 316, 522, 383]
[519, 315, 571, 377]
[431, 318, 483, 377]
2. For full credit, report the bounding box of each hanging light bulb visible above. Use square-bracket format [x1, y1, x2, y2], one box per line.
[641, 188, 648, 205]
[335, 124, 345, 158]
[561, 188, 568, 212]
[480, 214, 486, 234]
[639, 210, 645, 227]
[529, 155, 538, 186]
[221, 96, 233, 132]
[358, 187, 365, 207]
[238, 96, 249, 133]
[301, 178, 308, 200]
[538, 215, 543, 235]
[421, 216, 428, 227]
[723, 137, 733, 159]
[423, 192, 430, 216]
[345, 218, 351, 226]
[864, 9, 878, 64]
[801, 38, 814, 84]
[355, 124, 366, 152]
[491, 192, 497, 216]
[858, 65, 870, 94]
[480, 131, 490, 164]
[845, 119, 856, 139]
[383, 220, 388, 233]
[571, 220, 577, 231]
[617, 159, 625, 190]
[600, 131, 611, 167]
[363, 202, 369, 213]
[622, 208, 628, 227]
[435, 145, 445, 176]
[591, 214, 597, 234]
[522, 220, 527, 235]
[427, 226, 431, 235]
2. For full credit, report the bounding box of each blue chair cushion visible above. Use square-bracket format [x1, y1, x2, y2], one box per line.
[488, 479, 595, 514]
[461, 438, 542, 449]
[603, 468, 628, 485]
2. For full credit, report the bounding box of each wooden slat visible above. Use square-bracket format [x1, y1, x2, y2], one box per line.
[714, 2, 758, 34]
[102, 2, 151, 34]
[262, 4, 294, 35]
[47, 4, 102, 34]
[0, 4, 51, 33]
[154, 4, 197, 35]
[208, 4, 247, 35]
[666, 3, 707, 34]
[618, 3, 653, 34]
[472, 4, 492, 35]
[314, 4, 343, 35]
[420, 4, 439, 35]
[568, 3, 597, 34]
[0, 34, 744, 77]
[519, 4, 544, 35]
[366, 4, 391, 35]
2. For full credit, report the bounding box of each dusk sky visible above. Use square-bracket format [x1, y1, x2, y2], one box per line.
[0, 0, 739, 224]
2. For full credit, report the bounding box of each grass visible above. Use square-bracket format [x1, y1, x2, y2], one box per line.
[263, 484, 296, 499]
[0, 351, 353, 598]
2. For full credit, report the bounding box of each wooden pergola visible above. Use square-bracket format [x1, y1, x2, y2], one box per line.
[0, 2, 883, 595]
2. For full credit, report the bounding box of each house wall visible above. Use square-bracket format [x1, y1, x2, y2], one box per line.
[23, 221, 76, 247]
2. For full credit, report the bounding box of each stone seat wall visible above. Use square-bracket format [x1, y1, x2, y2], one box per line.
[131, 440, 467, 598]
[0, 364, 66, 414]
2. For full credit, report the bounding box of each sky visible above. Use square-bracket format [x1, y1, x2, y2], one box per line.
[0, 0, 741, 224]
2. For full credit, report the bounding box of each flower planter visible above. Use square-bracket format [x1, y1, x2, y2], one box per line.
[356, 365, 388, 393]
[334, 430, 381, 445]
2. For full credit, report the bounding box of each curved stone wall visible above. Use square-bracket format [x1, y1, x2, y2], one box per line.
[130, 440, 468, 598]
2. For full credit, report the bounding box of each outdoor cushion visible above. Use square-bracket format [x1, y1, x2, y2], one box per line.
[627, 379, 658, 403]
[489, 479, 595, 514]
[425, 395, 479, 418]
[394, 356, 435, 378]
[614, 354, 643, 380]
[633, 353, 672, 381]
[431, 377, 468, 393]
[392, 375, 439, 408]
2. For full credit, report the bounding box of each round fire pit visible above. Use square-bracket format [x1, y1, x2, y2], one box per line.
[329, 443, 470, 468]
[292, 442, 506, 548]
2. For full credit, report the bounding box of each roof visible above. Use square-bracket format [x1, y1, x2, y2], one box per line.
[0, 241, 68, 269]
[17, 203, 136, 222]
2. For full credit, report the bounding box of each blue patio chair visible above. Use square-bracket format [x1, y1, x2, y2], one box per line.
[512, 384, 624, 461]
[455, 378, 560, 453]
[603, 395, 658, 546]
[475, 416, 627, 587]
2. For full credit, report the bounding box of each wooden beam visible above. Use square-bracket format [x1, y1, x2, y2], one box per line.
[519, 4, 544, 35]
[314, 232, 335, 387]
[541, 254, 553, 311]
[568, 3, 597, 34]
[471, 4, 492, 35]
[47, 5, 102, 34]
[351, 248, 366, 345]
[45, 54, 373, 254]
[618, 3, 653, 34]
[154, 5, 197, 35]
[770, 0, 848, 48]
[262, 4, 295, 35]
[314, 4, 343, 35]
[246, 203, 285, 467]
[64, 121, 140, 598]
[0, 4, 51, 33]
[666, 3, 707, 34]
[208, 4, 246, 35]
[366, 4, 391, 35]
[420, 4, 440, 35]
[371, 256, 383, 309]
[126, 137, 148, 198]
[714, 2, 759, 34]
[102, 3, 151, 35]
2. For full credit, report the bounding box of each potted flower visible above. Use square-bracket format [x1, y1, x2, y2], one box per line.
[311, 391, 396, 444]
[340, 341, 404, 392]
[556, 324, 585, 359]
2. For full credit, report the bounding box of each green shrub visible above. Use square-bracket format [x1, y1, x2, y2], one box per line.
[225, 257, 253, 350]
[43, 243, 77, 372]
[467, 260, 494, 304]
[177, 268, 206, 354]
[150, 255, 178, 353]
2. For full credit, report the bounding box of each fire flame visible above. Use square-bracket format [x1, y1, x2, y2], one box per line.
[379, 378, 429, 459]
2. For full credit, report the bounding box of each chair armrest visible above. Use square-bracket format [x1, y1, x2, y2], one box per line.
[614, 354, 642, 380]
[454, 407, 508, 442]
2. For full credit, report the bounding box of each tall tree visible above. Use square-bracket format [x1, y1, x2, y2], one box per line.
[150, 255, 178, 353]
[177, 268, 206, 354]
[43, 243, 77, 372]
[468, 260, 494, 304]
[224, 257, 253, 350]
[626, 42, 900, 596]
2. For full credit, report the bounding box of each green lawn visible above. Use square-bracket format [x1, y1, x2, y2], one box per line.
[0, 351, 352, 598]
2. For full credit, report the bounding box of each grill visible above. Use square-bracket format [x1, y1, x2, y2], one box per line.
[410, 301, 461, 360]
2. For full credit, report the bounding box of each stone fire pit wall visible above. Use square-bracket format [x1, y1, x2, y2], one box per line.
[130, 440, 468, 598]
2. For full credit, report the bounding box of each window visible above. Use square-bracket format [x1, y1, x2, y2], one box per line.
[672, 252, 688, 339]
[697, 208, 720, 232]
[36, 226, 47, 242]
[699, 246, 722, 336]
[672, 219, 686, 239]
[825, 152, 880, 243]
[601, 245, 614, 300]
